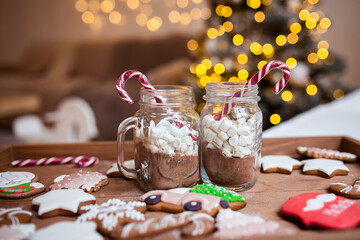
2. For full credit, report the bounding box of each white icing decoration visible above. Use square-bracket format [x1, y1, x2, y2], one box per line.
[53, 175, 67, 183]
[76, 199, 145, 231]
[0, 207, 32, 224]
[0, 172, 35, 188]
[168, 188, 190, 194]
[29, 221, 103, 240]
[12, 224, 36, 238]
[32, 189, 95, 216]
[302, 193, 337, 212]
[261, 155, 302, 172]
[30, 182, 44, 189]
[301, 159, 349, 176]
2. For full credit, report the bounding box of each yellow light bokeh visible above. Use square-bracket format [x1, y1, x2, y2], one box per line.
[214, 63, 225, 74]
[308, 52, 318, 64]
[237, 53, 248, 64]
[201, 59, 212, 69]
[287, 33, 299, 44]
[180, 12, 191, 25]
[250, 42, 262, 55]
[248, 0, 261, 9]
[221, 6, 232, 18]
[196, 64, 207, 76]
[216, 5, 224, 16]
[136, 13, 148, 26]
[333, 89, 345, 100]
[82, 11, 95, 24]
[270, 113, 281, 125]
[88, 0, 100, 12]
[233, 34, 244, 46]
[276, 35, 287, 46]
[317, 48, 329, 59]
[261, 0, 272, 6]
[190, 8, 201, 20]
[218, 25, 225, 36]
[299, 9, 310, 21]
[254, 11, 265, 23]
[223, 21, 233, 32]
[262, 43, 274, 56]
[210, 73, 221, 82]
[310, 12, 320, 22]
[281, 90, 293, 102]
[228, 76, 240, 82]
[308, 0, 319, 5]
[290, 22, 302, 33]
[306, 84, 318, 96]
[187, 39, 198, 51]
[238, 69, 249, 80]
[169, 10, 180, 23]
[319, 17, 331, 29]
[177, 0, 189, 9]
[101, 0, 115, 13]
[305, 17, 317, 29]
[200, 8, 211, 20]
[199, 75, 211, 87]
[109, 11, 121, 24]
[207, 28, 218, 39]
[317, 40, 329, 49]
[140, 4, 153, 16]
[189, 64, 196, 74]
[127, 0, 139, 10]
[75, 0, 87, 12]
[286, 58, 297, 69]
[147, 17, 162, 31]
[258, 60, 267, 70]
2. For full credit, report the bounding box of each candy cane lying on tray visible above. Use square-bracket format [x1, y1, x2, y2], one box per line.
[11, 156, 99, 168]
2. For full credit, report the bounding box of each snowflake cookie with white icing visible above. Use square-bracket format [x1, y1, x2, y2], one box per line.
[77, 199, 146, 235]
[0, 171, 45, 199]
[50, 170, 108, 193]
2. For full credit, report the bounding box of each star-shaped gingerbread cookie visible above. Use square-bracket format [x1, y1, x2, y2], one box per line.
[301, 159, 349, 178]
[261, 155, 302, 174]
[32, 189, 95, 218]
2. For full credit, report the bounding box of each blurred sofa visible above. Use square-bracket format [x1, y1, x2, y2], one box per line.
[0, 34, 192, 141]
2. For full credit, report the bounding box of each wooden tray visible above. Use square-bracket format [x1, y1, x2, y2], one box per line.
[0, 136, 359, 239]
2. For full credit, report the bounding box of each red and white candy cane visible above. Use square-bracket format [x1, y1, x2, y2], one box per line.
[221, 60, 290, 116]
[11, 156, 99, 168]
[116, 70, 164, 104]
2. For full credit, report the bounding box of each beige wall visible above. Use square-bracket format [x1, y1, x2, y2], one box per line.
[0, 0, 359, 87]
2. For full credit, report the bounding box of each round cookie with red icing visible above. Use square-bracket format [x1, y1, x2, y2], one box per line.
[0, 172, 45, 199]
[281, 192, 360, 229]
[50, 170, 108, 193]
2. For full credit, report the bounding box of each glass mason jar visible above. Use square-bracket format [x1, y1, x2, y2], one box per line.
[200, 82, 262, 191]
[117, 86, 200, 191]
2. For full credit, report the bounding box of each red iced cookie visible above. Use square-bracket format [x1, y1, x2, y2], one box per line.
[281, 192, 360, 229]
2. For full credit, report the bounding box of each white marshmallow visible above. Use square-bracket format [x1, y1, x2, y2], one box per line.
[178, 127, 189, 137]
[223, 141, 233, 153]
[210, 121, 221, 133]
[162, 132, 175, 142]
[226, 126, 237, 137]
[185, 135, 193, 146]
[219, 118, 232, 132]
[204, 129, 216, 143]
[149, 144, 159, 153]
[222, 148, 232, 158]
[237, 125, 251, 136]
[218, 132, 229, 141]
[236, 118, 246, 126]
[180, 143, 188, 154]
[239, 135, 252, 146]
[207, 143, 215, 149]
[203, 115, 214, 127]
[172, 137, 181, 148]
[150, 120, 156, 128]
[213, 136, 224, 148]
[229, 135, 239, 147]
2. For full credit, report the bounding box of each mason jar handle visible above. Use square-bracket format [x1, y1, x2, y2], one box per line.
[117, 116, 139, 179]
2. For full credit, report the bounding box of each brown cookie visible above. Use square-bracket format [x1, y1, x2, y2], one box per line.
[297, 146, 357, 162]
[111, 212, 194, 239]
[50, 170, 108, 193]
[261, 155, 302, 174]
[0, 171, 45, 199]
[77, 199, 146, 235]
[301, 159, 349, 178]
[329, 178, 360, 199]
[32, 189, 96, 218]
[182, 213, 214, 237]
[0, 207, 32, 226]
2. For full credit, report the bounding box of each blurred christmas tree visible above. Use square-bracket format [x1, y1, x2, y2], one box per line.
[185, 0, 350, 130]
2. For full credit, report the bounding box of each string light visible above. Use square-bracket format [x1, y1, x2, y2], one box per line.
[254, 11, 265, 22]
[290, 22, 301, 33]
[207, 28, 218, 39]
[306, 84, 318, 95]
[228, 76, 240, 82]
[109, 11, 121, 24]
[196, 64, 207, 75]
[221, 6, 232, 17]
[223, 21, 233, 32]
[319, 17, 331, 29]
[270, 114, 281, 125]
[286, 58, 297, 69]
[233, 34, 244, 46]
[317, 48, 329, 59]
[247, 0, 261, 9]
[201, 59, 212, 69]
[180, 12, 191, 25]
[305, 17, 317, 29]
[307, 53, 318, 64]
[189, 64, 196, 74]
[82, 11, 95, 24]
[216, 5, 224, 16]
[214, 63, 225, 74]
[238, 69, 249, 81]
[169, 10, 180, 23]
[200, 76, 211, 87]
[250, 42, 262, 55]
[210, 73, 221, 82]
[237, 53, 248, 64]
[257, 60, 267, 70]
[127, 0, 139, 9]
[317, 40, 329, 49]
[187, 39, 198, 51]
[75, 0, 87, 12]
[276, 35, 287, 46]
[281, 91, 293, 102]
[299, 9, 310, 21]
[101, 0, 115, 13]
[333, 89, 344, 100]
[287, 33, 298, 44]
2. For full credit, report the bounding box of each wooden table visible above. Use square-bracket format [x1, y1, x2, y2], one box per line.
[0, 136, 359, 239]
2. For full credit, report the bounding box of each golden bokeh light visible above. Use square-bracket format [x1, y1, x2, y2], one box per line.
[75, 0, 87, 12]
[233, 34, 244, 46]
[214, 63, 225, 74]
[147, 17, 162, 31]
[200, 8, 211, 20]
[101, 0, 115, 13]
[238, 69, 249, 80]
[228, 76, 240, 82]
[210, 73, 221, 82]
[196, 64, 207, 75]
[109, 11, 121, 24]
[189, 63, 196, 74]
[308, 0, 319, 5]
[207, 28, 218, 39]
[201, 59, 212, 69]
[261, 0, 272, 5]
[286, 58, 297, 69]
[254, 11, 265, 23]
[200, 76, 211, 87]
[290, 22, 301, 33]
[82, 11, 95, 24]
[221, 6, 232, 18]
[317, 40, 329, 49]
[257, 60, 267, 70]
[262, 43, 274, 56]
[169, 10, 180, 23]
[281, 90, 293, 102]
[317, 48, 329, 59]
[88, 0, 100, 12]
[237, 53, 248, 64]
[248, 0, 261, 9]
[140, 4, 153, 16]
[319, 17, 331, 29]
[305, 17, 317, 29]
[270, 113, 281, 125]
[250, 42, 262, 55]
[307, 53, 318, 64]
[177, 0, 189, 9]
[187, 39, 198, 51]
[287, 33, 299, 44]
[136, 13, 148, 26]
[299, 9, 310, 21]
[306, 84, 318, 95]
[215, 4, 224, 16]
[333, 89, 344, 100]
[180, 12, 191, 25]
[190, 8, 201, 20]
[127, 0, 139, 9]
[218, 25, 225, 36]
[276, 35, 287, 46]
[310, 12, 319, 22]
[223, 21, 233, 32]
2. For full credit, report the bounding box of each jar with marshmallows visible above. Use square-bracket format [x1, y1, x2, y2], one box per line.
[200, 82, 262, 191]
[117, 86, 200, 190]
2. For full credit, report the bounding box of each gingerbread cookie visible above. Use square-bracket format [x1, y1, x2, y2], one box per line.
[0, 171, 45, 199]
[77, 199, 146, 235]
[301, 159, 349, 178]
[107, 160, 136, 178]
[32, 189, 96, 218]
[29, 221, 103, 240]
[0, 224, 35, 240]
[50, 170, 108, 193]
[215, 209, 293, 238]
[111, 211, 213, 239]
[281, 192, 360, 229]
[261, 155, 302, 174]
[329, 178, 360, 199]
[297, 146, 357, 162]
[182, 212, 214, 237]
[0, 207, 32, 226]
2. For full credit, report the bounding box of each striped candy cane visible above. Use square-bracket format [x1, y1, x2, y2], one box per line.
[11, 156, 99, 168]
[221, 60, 290, 116]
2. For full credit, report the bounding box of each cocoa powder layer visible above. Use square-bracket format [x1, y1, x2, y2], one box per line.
[202, 145, 256, 186]
[134, 142, 199, 190]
